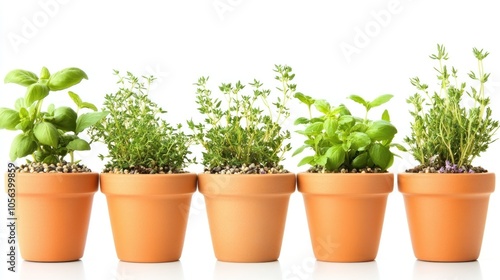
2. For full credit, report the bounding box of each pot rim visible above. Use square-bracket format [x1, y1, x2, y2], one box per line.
[398, 172, 495, 194]
[198, 173, 296, 195]
[100, 172, 197, 195]
[8, 172, 99, 176]
[5, 172, 98, 194]
[297, 172, 394, 195]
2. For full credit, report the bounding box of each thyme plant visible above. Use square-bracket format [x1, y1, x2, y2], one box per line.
[405, 44, 498, 172]
[89, 71, 193, 174]
[188, 65, 294, 173]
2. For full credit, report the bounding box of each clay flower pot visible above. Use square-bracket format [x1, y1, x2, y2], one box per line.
[297, 173, 393, 262]
[6, 173, 98, 262]
[100, 173, 196, 263]
[398, 173, 495, 262]
[198, 173, 295, 262]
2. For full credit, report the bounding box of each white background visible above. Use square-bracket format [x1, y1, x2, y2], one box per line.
[1, 0, 500, 279]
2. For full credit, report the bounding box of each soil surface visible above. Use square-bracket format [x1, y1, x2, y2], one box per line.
[103, 165, 186, 174]
[204, 163, 288, 174]
[16, 161, 92, 173]
[307, 166, 385, 173]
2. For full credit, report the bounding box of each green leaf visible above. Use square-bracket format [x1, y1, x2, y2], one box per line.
[348, 95, 367, 107]
[391, 143, 408, 152]
[294, 92, 315, 106]
[368, 94, 393, 109]
[292, 145, 308, 157]
[381, 109, 390, 121]
[331, 104, 351, 116]
[34, 122, 59, 147]
[4, 69, 38, 87]
[25, 83, 49, 106]
[48, 68, 88, 91]
[68, 91, 83, 107]
[0, 108, 21, 130]
[304, 122, 323, 135]
[294, 117, 309, 125]
[19, 108, 29, 118]
[42, 155, 59, 164]
[16, 119, 31, 131]
[47, 104, 55, 115]
[10, 133, 37, 161]
[52, 106, 77, 131]
[352, 152, 368, 168]
[316, 155, 327, 166]
[314, 99, 330, 114]
[298, 155, 314, 167]
[369, 143, 393, 170]
[75, 111, 108, 133]
[66, 138, 90, 151]
[323, 118, 337, 137]
[342, 141, 351, 151]
[80, 102, 98, 111]
[326, 144, 345, 170]
[365, 120, 397, 141]
[310, 117, 324, 123]
[14, 98, 25, 111]
[351, 122, 368, 132]
[314, 135, 323, 147]
[40, 67, 50, 80]
[338, 115, 354, 125]
[348, 132, 371, 151]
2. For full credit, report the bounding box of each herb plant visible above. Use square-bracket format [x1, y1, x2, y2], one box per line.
[89, 71, 193, 174]
[405, 44, 498, 173]
[0, 67, 107, 169]
[293, 93, 403, 173]
[187, 65, 295, 174]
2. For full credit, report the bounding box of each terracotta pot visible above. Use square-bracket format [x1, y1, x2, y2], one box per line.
[297, 173, 393, 262]
[5, 173, 98, 262]
[198, 173, 295, 262]
[398, 173, 495, 262]
[100, 173, 196, 263]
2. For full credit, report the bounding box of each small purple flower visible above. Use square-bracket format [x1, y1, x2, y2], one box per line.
[445, 160, 452, 168]
[469, 169, 475, 173]
[439, 167, 445, 173]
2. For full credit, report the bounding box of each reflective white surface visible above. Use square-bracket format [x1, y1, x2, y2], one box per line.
[20, 261, 86, 280]
[412, 261, 483, 280]
[313, 261, 380, 280]
[213, 261, 282, 280]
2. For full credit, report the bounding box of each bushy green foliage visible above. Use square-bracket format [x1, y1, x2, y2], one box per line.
[405, 44, 499, 168]
[89, 71, 193, 173]
[294, 93, 403, 172]
[188, 65, 295, 169]
[0, 67, 107, 164]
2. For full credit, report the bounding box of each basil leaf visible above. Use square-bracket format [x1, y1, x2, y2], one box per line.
[369, 143, 393, 170]
[66, 138, 90, 151]
[34, 122, 59, 147]
[75, 111, 108, 133]
[25, 83, 49, 106]
[48, 68, 88, 91]
[0, 108, 21, 130]
[4, 69, 38, 86]
[365, 120, 397, 141]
